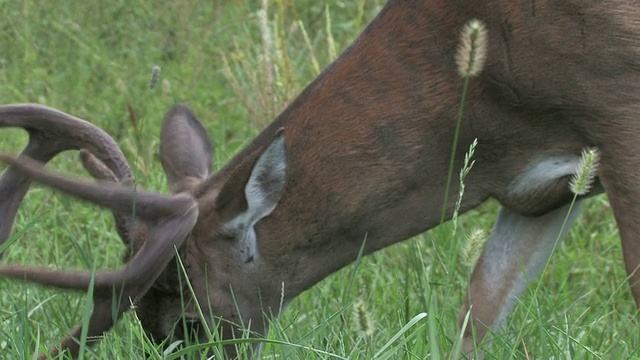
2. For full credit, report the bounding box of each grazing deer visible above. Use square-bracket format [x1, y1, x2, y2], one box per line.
[1, 0, 639, 358]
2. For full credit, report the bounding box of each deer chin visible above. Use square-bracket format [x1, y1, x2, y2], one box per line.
[135, 281, 251, 355]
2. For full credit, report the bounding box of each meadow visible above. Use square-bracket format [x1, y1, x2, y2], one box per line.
[0, 0, 638, 358]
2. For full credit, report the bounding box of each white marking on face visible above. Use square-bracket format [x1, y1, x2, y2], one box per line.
[241, 227, 258, 264]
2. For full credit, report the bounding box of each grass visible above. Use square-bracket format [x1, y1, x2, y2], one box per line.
[0, 0, 638, 359]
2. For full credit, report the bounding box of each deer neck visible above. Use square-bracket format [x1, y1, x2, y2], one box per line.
[238, 2, 473, 301]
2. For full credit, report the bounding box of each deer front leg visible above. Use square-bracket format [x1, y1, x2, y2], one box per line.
[458, 201, 583, 357]
[598, 147, 640, 308]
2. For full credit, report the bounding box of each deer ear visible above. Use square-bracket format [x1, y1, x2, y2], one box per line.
[160, 104, 214, 193]
[216, 130, 287, 233]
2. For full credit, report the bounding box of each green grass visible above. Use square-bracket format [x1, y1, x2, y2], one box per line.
[0, 0, 638, 359]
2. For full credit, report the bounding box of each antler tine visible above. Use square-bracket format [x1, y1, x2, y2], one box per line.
[79, 149, 119, 182]
[0, 153, 198, 358]
[41, 303, 113, 360]
[0, 103, 134, 250]
[79, 149, 139, 246]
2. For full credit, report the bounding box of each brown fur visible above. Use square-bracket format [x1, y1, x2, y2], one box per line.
[1, 1, 640, 358]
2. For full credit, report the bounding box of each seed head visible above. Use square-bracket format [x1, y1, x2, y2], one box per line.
[149, 65, 161, 89]
[352, 298, 375, 337]
[463, 228, 486, 269]
[570, 148, 600, 196]
[456, 19, 488, 78]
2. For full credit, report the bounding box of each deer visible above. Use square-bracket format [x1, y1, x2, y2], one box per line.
[0, 0, 639, 358]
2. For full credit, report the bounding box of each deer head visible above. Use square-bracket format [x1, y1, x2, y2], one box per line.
[0, 104, 287, 358]
[3, 0, 640, 359]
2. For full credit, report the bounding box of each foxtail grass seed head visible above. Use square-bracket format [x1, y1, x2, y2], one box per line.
[149, 65, 161, 89]
[570, 148, 600, 196]
[456, 19, 488, 78]
[463, 228, 487, 269]
[352, 298, 375, 337]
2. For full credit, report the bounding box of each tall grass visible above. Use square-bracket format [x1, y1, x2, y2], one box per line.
[0, 0, 637, 359]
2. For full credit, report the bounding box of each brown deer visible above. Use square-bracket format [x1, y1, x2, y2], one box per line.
[1, 0, 639, 358]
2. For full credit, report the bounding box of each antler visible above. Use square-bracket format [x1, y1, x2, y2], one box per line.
[0, 154, 198, 358]
[0, 104, 199, 358]
[0, 104, 135, 247]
